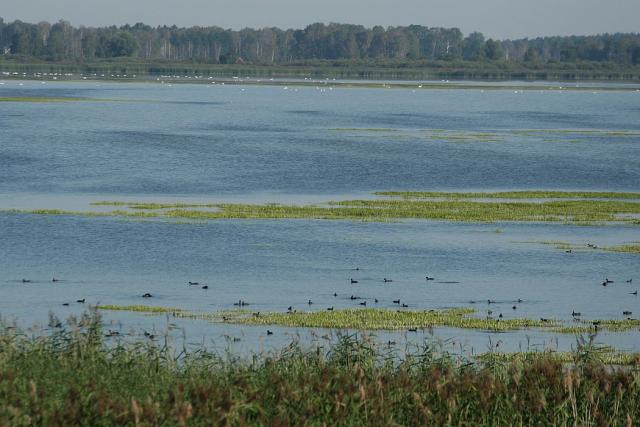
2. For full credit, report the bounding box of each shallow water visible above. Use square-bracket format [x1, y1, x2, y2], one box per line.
[1, 79, 639, 354]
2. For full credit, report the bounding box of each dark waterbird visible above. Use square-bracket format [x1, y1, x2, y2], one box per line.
[623, 310, 633, 316]
[375, 298, 379, 303]
[202, 285, 208, 289]
[408, 328, 417, 332]
[52, 277, 59, 282]
[572, 310, 581, 317]
[188, 281, 199, 286]
[142, 293, 153, 298]
[512, 305, 517, 310]
[383, 278, 393, 283]
[359, 301, 367, 306]
[266, 330, 273, 335]
[233, 300, 248, 307]
[308, 299, 313, 305]
[627, 279, 633, 283]
[62, 303, 69, 306]
[350, 278, 358, 284]
[605, 278, 614, 284]
[393, 299, 400, 304]
[76, 299, 85, 303]
[425, 276, 434, 281]
[21, 279, 31, 283]
[327, 307, 334, 311]
[631, 291, 638, 296]
[402, 303, 409, 308]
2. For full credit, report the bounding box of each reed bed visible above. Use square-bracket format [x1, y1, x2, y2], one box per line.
[1, 311, 639, 426]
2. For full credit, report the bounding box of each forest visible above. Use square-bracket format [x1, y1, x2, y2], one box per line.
[2, 18, 640, 66]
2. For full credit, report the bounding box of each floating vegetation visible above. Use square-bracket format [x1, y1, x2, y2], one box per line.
[329, 127, 398, 132]
[6, 191, 640, 225]
[0, 96, 86, 103]
[234, 308, 556, 331]
[603, 243, 640, 254]
[521, 240, 640, 255]
[96, 304, 183, 314]
[375, 190, 640, 200]
[513, 129, 640, 137]
[552, 319, 640, 334]
[95, 305, 640, 334]
[426, 131, 502, 143]
[97, 304, 248, 322]
[92, 201, 216, 210]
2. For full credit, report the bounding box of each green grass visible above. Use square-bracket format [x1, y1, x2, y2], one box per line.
[96, 305, 640, 333]
[0, 96, 97, 103]
[96, 304, 184, 314]
[375, 190, 640, 200]
[233, 308, 555, 332]
[477, 349, 640, 366]
[7, 191, 640, 224]
[604, 243, 640, 254]
[521, 240, 640, 255]
[329, 127, 398, 132]
[1, 311, 640, 425]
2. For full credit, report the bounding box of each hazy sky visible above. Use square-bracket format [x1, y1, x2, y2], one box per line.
[2, 0, 639, 39]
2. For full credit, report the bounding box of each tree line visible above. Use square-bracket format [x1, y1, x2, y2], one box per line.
[1, 18, 639, 66]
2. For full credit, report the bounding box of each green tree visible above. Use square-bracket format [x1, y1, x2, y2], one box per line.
[106, 31, 138, 57]
[463, 32, 485, 60]
[484, 39, 504, 60]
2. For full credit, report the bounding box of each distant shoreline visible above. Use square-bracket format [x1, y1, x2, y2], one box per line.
[2, 73, 640, 92]
[2, 58, 640, 84]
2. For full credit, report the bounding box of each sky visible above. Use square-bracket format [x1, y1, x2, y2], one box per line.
[2, 0, 639, 39]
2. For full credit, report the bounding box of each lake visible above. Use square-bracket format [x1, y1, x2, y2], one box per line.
[1, 79, 639, 355]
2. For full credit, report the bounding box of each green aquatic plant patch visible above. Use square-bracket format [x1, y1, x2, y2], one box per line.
[96, 304, 183, 314]
[375, 190, 640, 200]
[0, 96, 111, 103]
[604, 243, 640, 254]
[233, 308, 556, 331]
[96, 304, 640, 333]
[7, 191, 640, 224]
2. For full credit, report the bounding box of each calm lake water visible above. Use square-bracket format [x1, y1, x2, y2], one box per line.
[1, 79, 639, 354]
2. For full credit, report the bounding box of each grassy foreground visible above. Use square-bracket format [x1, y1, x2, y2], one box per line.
[1, 311, 640, 426]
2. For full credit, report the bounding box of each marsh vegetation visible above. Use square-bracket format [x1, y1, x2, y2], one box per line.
[1, 311, 639, 426]
[9, 191, 640, 225]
